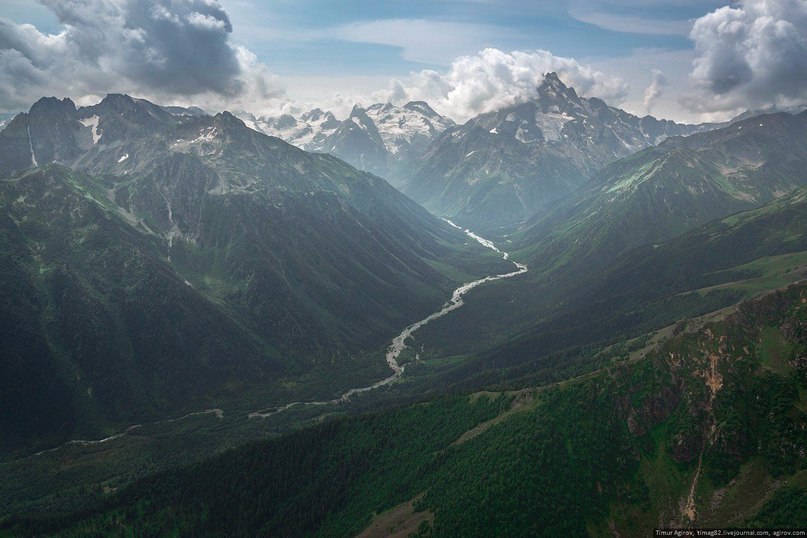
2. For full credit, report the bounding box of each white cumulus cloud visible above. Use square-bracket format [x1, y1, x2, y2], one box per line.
[382, 48, 629, 123]
[683, 0, 807, 115]
[642, 69, 667, 114]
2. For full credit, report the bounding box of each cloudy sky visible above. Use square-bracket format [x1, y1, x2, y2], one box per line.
[1, 0, 806, 123]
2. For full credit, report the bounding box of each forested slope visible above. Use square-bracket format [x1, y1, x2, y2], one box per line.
[7, 283, 806, 536]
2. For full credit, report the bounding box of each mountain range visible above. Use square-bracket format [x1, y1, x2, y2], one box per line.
[517, 110, 807, 272]
[0, 94, 507, 451]
[1, 73, 806, 535]
[249, 74, 713, 231]
[243, 100, 454, 180]
[398, 73, 717, 230]
[250, 76, 807, 235]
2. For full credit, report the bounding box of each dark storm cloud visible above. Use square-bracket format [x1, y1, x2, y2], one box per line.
[0, 0, 280, 111]
[116, 0, 242, 95]
[684, 0, 807, 114]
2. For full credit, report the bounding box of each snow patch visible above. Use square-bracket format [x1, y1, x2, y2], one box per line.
[171, 127, 219, 152]
[27, 123, 37, 166]
[80, 115, 102, 144]
[533, 112, 573, 142]
[190, 127, 217, 144]
[610, 128, 638, 151]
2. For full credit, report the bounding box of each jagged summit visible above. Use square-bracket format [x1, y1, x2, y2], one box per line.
[539, 71, 562, 90]
[29, 96, 77, 115]
[403, 100, 440, 117]
[536, 72, 581, 105]
[214, 110, 247, 127]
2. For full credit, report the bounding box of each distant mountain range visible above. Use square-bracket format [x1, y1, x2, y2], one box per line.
[246, 76, 806, 233]
[242, 100, 454, 179]
[516, 110, 807, 272]
[248, 74, 712, 231]
[399, 73, 714, 231]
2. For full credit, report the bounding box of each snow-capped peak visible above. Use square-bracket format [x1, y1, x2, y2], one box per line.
[244, 107, 340, 149]
[357, 101, 454, 156]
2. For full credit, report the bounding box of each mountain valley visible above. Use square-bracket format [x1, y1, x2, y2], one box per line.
[0, 94, 511, 455]
[1, 74, 806, 536]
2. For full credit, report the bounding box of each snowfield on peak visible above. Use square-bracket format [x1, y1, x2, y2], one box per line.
[243, 109, 339, 150]
[80, 115, 102, 144]
[239, 101, 454, 168]
[534, 112, 573, 142]
[362, 102, 454, 156]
